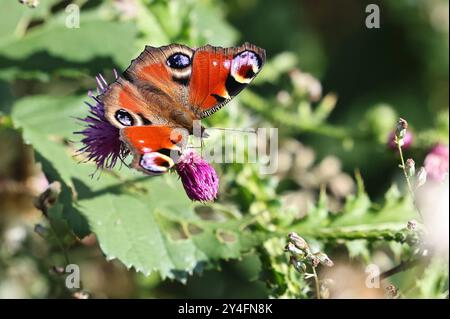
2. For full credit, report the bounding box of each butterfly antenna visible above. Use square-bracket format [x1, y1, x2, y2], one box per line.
[209, 127, 257, 134]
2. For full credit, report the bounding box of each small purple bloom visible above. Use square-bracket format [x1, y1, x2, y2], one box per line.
[424, 144, 449, 182]
[75, 72, 128, 170]
[388, 130, 413, 150]
[175, 150, 219, 202]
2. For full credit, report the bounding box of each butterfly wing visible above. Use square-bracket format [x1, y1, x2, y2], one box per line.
[100, 77, 170, 128]
[188, 42, 266, 118]
[120, 125, 188, 175]
[102, 43, 265, 130]
[100, 44, 196, 130]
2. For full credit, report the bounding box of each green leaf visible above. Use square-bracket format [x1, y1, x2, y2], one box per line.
[11, 94, 262, 278]
[0, 10, 138, 81]
[345, 240, 370, 262]
[0, 0, 60, 42]
[0, 1, 27, 41]
[416, 257, 449, 298]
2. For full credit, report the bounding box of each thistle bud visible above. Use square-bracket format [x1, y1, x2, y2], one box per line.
[405, 159, 415, 177]
[284, 242, 305, 257]
[395, 118, 408, 141]
[407, 219, 418, 231]
[290, 256, 307, 273]
[314, 252, 334, 267]
[288, 232, 309, 251]
[388, 131, 413, 150]
[33, 182, 61, 214]
[386, 284, 399, 299]
[307, 254, 320, 267]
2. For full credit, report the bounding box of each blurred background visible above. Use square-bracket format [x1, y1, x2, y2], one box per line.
[0, 0, 448, 298]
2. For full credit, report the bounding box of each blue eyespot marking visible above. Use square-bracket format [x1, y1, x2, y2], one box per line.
[167, 53, 191, 69]
[115, 109, 134, 126]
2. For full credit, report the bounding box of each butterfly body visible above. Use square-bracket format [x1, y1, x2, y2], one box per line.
[99, 43, 265, 175]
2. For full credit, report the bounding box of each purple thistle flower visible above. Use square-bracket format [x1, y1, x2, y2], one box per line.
[75, 71, 128, 170]
[76, 72, 221, 201]
[424, 144, 449, 182]
[388, 130, 413, 150]
[175, 150, 219, 202]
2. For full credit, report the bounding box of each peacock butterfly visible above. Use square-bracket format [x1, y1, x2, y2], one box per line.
[99, 43, 266, 175]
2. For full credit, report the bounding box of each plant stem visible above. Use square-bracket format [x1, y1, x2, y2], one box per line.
[39, 205, 71, 267]
[282, 223, 410, 242]
[311, 267, 321, 299]
[380, 259, 421, 280]
[48, 219, 71, 266]
[240, 91, 351, 140]
[397, 142, 414, 197]
[397, 142, 424, 222]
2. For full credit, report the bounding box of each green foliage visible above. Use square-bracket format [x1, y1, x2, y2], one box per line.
[12, 94, 264, 279]
[1, 0, 448, 298]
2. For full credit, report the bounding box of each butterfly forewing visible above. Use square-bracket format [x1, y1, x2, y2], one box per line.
[189, 42, 266, 118]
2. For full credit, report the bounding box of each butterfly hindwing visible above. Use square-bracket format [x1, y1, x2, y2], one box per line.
[120, 125, 188, 175]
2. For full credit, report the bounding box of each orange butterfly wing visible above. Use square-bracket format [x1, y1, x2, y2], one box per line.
[189, 43, 266, 118]
[120, 125, 188, 175]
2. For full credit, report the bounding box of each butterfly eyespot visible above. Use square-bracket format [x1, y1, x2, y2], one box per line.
[167, 53, 191, 69]
[115, 109, 134, 126]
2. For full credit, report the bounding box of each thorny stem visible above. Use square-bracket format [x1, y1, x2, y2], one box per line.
[396, 140, 424, 222]
[282, 224, 409, 242]
[241, 91, 350, 140]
